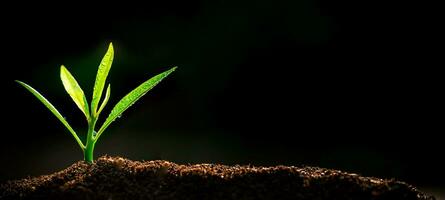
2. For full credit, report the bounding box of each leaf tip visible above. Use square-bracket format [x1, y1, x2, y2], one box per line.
[15, 80, 24, 85]
[60, 65, 67, 72]
[109, 42, 114, 51]
[167, 66, 178, 75]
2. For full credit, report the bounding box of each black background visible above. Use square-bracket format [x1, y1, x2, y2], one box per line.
[0, 0, 442, 190]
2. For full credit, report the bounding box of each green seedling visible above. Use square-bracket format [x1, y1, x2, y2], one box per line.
[16, 43, 176, 163]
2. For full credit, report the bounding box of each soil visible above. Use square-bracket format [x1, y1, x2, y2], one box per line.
[0, 156, 435, 200]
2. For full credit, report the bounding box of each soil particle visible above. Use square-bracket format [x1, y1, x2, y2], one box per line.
[0, 156, 435, 200]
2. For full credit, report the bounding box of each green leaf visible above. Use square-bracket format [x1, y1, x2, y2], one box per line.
[60, 65, 90, 119]
[97, 84, 111, 115]
[95, 67, 177, 141]
[91, 43, 114, 116]
[15, 80, 85, 150]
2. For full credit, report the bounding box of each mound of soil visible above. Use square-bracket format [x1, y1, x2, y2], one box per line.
[0, 156, 434, 200]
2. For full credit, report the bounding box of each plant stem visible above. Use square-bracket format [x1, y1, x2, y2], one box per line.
[84, 118, 96, 163]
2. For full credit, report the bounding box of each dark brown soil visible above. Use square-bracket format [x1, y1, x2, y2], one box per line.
[0, 156, 434, 200]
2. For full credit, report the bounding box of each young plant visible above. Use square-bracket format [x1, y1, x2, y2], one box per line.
[16, 43, 176, 163]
